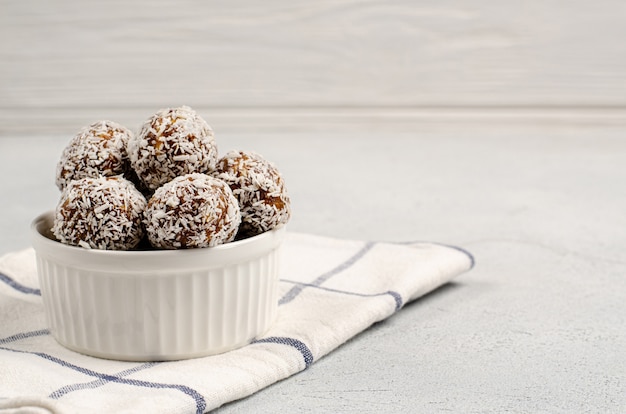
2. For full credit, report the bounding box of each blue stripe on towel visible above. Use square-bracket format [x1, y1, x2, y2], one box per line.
[433, 243, 476, 269]
[253, 337, 314, 368]
[0, 272, 41, 296]
[279, 241, 376, 305]
[393, 241, 476, 270]
[280, 279, 404, 311]
[0, 346, 206, 414]
[49, 362, 160, 399]
[386, 291, 404, 311]
[0, 329, 49, 345]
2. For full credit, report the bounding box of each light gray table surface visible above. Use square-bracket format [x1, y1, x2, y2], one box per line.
[0, 123, 624, 413]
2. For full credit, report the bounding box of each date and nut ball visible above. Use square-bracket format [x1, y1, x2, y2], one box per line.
[144, 173, 241, 249]
[127, 106, 218, 192]
[214, 150, 291, 237]
[52, 176, 147, 250]
[55, 121, 134, 191]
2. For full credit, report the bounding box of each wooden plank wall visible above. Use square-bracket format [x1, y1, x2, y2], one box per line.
[1, 0, 626, 134]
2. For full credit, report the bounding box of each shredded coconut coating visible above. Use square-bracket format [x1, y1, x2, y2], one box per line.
[144, 173, 241, 249]
[55, 120, 133, 191]
[52, 176, 147, 250]
[128, 106, 218, 191]
[214, 150, 291, 236]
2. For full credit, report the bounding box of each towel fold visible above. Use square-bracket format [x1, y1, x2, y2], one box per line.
[0, 232, 473, 414]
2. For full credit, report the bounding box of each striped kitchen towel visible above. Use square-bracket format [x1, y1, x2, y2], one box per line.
[0, 232, 473, 413]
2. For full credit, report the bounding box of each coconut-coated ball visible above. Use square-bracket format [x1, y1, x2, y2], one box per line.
[214, 150, 291, 237]
[55, 120, 133, 191]
[52, 176, 147, 250]
[128, 106, 218, 191]
[144, 173, 241, 249]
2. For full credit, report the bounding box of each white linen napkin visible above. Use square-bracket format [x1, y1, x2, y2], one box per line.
[0, 232, 473, 413]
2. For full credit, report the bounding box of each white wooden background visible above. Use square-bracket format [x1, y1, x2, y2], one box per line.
[1, 0, 626, 134]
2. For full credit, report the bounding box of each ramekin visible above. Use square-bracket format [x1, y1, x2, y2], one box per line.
[31, 211, 285, 361]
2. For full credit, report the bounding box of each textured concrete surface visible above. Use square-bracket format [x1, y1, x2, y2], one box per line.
[1, 124, 624, 412]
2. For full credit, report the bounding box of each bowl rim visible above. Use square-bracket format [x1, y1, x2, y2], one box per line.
[31, 211, 286, 270]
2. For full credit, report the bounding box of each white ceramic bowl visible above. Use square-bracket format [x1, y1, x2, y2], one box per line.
[31, 211, 285, 361]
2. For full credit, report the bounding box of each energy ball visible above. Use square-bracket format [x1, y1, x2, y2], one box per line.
[144, 173, 241, 249]
[214, 150, 291, 237]
[55, 120, 133, 191]
[128, 106, 218, 191]
[52, 176, 147, 250]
